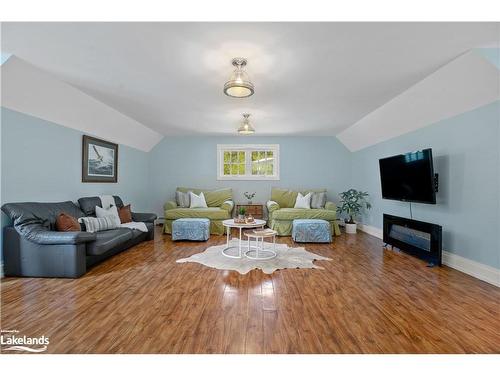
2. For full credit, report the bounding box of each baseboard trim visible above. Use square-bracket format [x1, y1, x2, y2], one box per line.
[358, 224, 383, 239]
[358, 224, 500, 287]
[441, 251, 500, 287]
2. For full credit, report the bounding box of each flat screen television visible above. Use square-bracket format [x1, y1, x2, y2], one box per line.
[379, 148, 436, 204]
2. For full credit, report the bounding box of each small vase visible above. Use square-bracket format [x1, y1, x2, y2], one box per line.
[247, 200, 253, 205]
[238, 214, 245, 221]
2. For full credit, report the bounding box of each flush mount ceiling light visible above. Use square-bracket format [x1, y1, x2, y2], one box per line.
[238, 113, 255, 135]
[223, 58, 255, 98]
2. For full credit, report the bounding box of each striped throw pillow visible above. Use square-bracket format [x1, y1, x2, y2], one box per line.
[78, 216, 119, 233]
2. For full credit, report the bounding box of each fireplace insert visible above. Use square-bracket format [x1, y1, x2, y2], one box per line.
[383, 214, 442, 266]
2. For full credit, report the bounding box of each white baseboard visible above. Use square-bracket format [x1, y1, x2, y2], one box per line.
[441, 251, 500, 287]
[358, 224, 500, 287]
[358, 224, 383, 239]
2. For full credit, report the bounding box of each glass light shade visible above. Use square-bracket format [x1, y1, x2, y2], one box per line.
[224, 58, 255, 98]
[238, 123, 255, 134]
[238, 114, 255, 134]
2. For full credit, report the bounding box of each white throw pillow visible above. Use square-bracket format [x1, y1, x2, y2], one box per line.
[189, 192, 208, 208]
[95, 205, 121, 226]
[294, 192, 312, 209]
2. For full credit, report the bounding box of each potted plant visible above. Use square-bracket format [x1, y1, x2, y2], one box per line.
[238, 206, 246, 221]
[337, 189, 371, 234]
[244, 192, 256, 204]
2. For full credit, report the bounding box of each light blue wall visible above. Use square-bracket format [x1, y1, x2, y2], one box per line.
[2, 102, 499, 270]
[1, 108, 151, 252]
[476, 48, 500, 69]
[351, 101, 500, 268]
[0, 52, 12, 65]
[149, 136, 352, 217]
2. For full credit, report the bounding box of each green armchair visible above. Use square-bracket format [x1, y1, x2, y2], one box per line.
[163, 187, 234, 235]
[267, 188, 341, 236]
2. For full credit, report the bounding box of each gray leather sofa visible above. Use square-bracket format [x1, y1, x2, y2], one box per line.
[1, 196, 156, 278]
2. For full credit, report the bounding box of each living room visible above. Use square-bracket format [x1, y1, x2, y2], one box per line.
[1, 1, 499, 372]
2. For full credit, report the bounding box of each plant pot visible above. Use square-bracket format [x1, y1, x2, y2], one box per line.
[238, 214, 245, 220]
[247, 200, 253, 205]
[345, 223, 357, 234]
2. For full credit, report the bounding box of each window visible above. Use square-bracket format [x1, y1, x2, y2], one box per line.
[217, 144, 280, 180]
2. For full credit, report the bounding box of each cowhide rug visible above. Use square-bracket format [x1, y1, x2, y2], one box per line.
[176, 239, 331, 274]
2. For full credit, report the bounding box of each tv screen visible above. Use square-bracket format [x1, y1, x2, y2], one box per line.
[379, 149, 436, 204]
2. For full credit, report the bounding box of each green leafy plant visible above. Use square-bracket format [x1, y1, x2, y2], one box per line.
[337, 189, 371, 224]
[238, 206, 246, 216]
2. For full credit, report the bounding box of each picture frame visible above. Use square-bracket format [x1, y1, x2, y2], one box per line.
[82, 135, 118, 183]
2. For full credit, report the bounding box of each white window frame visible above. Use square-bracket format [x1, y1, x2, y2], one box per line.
[217, 144, 280, 181]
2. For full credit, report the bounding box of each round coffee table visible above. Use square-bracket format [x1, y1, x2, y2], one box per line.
[244, 229, 277, 260]
[222, 219, 266, 259]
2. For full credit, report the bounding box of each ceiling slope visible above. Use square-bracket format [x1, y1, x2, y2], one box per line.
[2, 22, 498, 137]
[0, 56, 163, 152]
[336, 50, 500, 152]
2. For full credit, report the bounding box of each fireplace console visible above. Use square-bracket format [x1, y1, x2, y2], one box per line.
[383, 214, 442, 266]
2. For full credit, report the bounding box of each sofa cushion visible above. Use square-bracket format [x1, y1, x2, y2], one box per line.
[272, 208, 337, 221]
[78, 196, 124, 217]
[176, 187, 232, 207]
[2, 201, 85, 232]
[271, 188, 298, 208]
[271, 188, 327, 208]
[129, 222, 154, 239]
[165, 207, 231, 220]
[204, 188, 232, 207]
[86, 228, 133, 256]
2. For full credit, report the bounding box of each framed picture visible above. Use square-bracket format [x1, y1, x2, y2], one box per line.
[82, 135, 118, 183]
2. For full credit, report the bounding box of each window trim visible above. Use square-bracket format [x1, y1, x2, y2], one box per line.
[217, 144, 280, 181]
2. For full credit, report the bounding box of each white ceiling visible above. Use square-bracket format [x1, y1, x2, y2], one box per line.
[1, 22, 498, 137]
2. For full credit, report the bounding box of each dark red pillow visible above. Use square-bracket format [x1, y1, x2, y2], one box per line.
[118, 204, 132, 223]
[56, 212, 80, 232]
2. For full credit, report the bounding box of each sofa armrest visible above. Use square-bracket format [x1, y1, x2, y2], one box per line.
[266, 200, 280, 217]
[27, 230, 96, 245]
[221, 200, 234, 213]
[164, 201, 177, 211]
[325, 201, 337, 212]
[131, 212, 157, 223]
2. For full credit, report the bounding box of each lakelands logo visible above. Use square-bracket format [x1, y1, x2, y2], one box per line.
[1, 329, 49, 353]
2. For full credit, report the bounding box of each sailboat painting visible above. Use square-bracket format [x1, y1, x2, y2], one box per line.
[88, 144, 114, 177]
[82, 135, 118, 183]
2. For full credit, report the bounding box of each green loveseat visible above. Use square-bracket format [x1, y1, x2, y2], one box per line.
[164, 187, 234, 235]
[267, 188, 341, 237]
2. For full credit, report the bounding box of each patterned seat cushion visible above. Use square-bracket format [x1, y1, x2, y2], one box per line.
[172, 218, 210, 241]
[292, 219, 331, 243]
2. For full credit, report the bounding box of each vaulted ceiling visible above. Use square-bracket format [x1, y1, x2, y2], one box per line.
[1, 22, 498, 139]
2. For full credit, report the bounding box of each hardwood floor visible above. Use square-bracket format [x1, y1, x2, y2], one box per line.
[1, 226, 499, 354]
